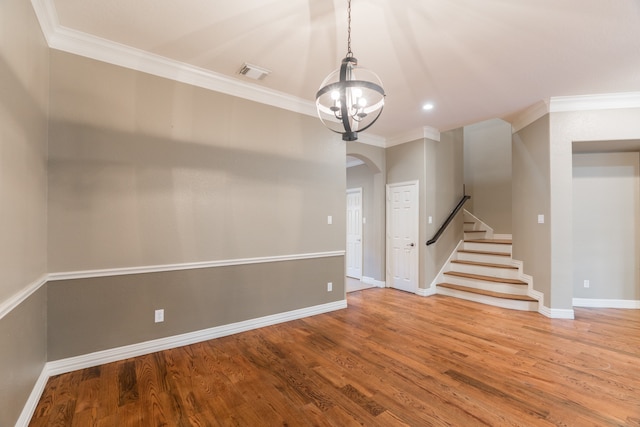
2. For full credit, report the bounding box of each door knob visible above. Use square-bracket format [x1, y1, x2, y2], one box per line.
[407, 243, 415, 247]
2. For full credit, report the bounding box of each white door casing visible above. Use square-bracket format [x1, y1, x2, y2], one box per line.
[346, 188, 363, 279]
[387, 182, 419, 293]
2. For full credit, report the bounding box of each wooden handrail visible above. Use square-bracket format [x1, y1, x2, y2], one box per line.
[426, 194, 470, 246]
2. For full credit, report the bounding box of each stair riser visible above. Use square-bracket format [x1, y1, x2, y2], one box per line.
[463, 242, 512, 254]
[449, 263, 521, 280]
[464, 231, 488, 239]
[456, 252, 513, 265]
[437, 287, 538, 311]
[442, 275, 529, 295]
[463, 221, 481, 231]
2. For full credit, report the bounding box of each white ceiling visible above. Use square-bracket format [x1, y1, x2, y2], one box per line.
[45, 0, 640, 140]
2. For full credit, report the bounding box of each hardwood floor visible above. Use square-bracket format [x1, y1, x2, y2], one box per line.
[30, 289, 640, 426]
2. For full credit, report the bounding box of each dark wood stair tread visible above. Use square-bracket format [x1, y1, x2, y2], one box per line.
[450, 260, 518, 270]
[464, 239, 512, 244]
[457, 249, 511, 257]
[464, 230, 487, 233]
[443, 271, 526, 285]
[437, 283, 537, 302]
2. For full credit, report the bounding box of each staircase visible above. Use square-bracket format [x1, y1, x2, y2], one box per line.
[435, 211, 539, 311]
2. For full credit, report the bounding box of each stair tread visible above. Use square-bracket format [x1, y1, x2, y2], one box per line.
[437, 283, 538, 302]
[443, 271, 527, 285]
[465, 239, 512, 244]
[457, 249, 511, 257]
[464, 230, 487, 233]
[451, 260, 518, 270]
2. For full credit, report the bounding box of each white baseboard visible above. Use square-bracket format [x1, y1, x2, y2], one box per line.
[18, 298, 345, 425]
[538, 305, 575, 319]
[46, 299, 347, 377]
[361, 276, 385, 288]
[15, 367, 49, 427]
[416, 286, 437, 297]
[573, 298, 640, 309]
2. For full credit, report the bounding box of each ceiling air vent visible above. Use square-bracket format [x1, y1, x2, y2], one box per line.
[238, 63, 271, 80]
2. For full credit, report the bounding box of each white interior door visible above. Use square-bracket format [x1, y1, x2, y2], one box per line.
[346, 188, 363, 279]
[387, 182, 418, 293]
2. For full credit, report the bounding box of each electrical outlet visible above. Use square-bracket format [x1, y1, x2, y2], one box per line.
[327, 282, 333, 292]
[583, 280, 590, 289]
[155, 309, 164, 323]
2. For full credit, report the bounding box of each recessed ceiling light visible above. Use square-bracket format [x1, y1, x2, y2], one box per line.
[422, 103, 434, 111]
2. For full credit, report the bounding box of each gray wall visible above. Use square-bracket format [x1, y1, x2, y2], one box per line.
[464, 119, 512, 233]
[386, 131, 464, 289]
[512, 115, 552, 305]
[0, 0, 49, 425]
[550, 109, 640, 310]
[387, 139, 427, 287]
[426, 129, 465, 287]
[48, 51, 345, 271]
[514, 109, 640, 310]
[48, 256, 343, 359]
[573, 152, 640, 300]
[47, 50, 346, 359]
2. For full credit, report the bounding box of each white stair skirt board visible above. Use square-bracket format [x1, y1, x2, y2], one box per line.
[437, 285, 538, 312]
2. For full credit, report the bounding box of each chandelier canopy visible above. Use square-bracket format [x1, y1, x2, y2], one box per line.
[315, 0, 385, 141]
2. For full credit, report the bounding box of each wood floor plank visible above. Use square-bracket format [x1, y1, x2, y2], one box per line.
[30, 289, 640, 426]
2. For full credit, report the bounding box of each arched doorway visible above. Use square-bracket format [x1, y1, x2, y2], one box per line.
[345, 148, 386, 292]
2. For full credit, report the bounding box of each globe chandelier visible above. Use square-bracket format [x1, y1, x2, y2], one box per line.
[315, 0, 385, 141]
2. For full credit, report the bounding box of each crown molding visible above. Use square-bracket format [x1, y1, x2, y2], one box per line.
[386, 126, 441, 147]
[31, 0, 394, 147]
[356, 132, 387, 147]
[509, 100, 550, 133]
[30, 0, 317, 118]
[549, 92, 640, 113]
[510, 92, 640, 133]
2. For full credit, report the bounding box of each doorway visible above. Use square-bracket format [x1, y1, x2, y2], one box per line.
[386, 181, 419, 293]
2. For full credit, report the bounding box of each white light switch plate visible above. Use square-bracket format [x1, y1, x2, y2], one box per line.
[537, 214, 544, 224]
[155, 309, 164, 323]
[327, 215, 332, 225]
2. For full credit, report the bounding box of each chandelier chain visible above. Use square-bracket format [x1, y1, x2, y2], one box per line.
[346, 0, 353, 57]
